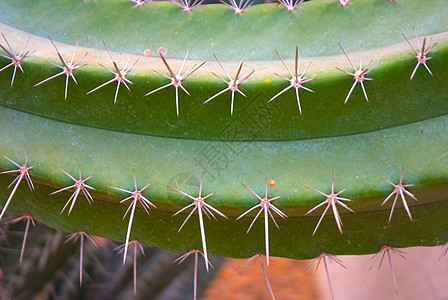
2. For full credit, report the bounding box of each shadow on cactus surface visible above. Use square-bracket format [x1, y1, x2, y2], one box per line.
[0, 0, 447, 298]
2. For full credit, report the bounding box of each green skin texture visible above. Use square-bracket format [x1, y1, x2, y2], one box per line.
[0, 0, 447, 140]
[0, 0, 447, 259]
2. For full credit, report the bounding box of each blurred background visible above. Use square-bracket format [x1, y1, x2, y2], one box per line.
[1, 213, 447, 299]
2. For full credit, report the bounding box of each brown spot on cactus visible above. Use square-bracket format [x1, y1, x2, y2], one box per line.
[237, 179, 286, 267]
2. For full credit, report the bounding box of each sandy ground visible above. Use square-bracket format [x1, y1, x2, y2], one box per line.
[317, 246, 448, 300]
[204, 246, 448, 300]
[203, 256, 320, 299]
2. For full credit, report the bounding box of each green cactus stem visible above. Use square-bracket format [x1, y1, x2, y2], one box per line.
[0, 0, 447, 261]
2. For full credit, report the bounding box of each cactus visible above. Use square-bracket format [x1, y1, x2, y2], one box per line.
[0, 0, 447, 297]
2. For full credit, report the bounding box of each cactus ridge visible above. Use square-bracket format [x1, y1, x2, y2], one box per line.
[0, 109, 446, 257]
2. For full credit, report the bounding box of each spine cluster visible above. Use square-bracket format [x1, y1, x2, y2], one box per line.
[0, 29, 435, 117]
[0, 153, 446, 298]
